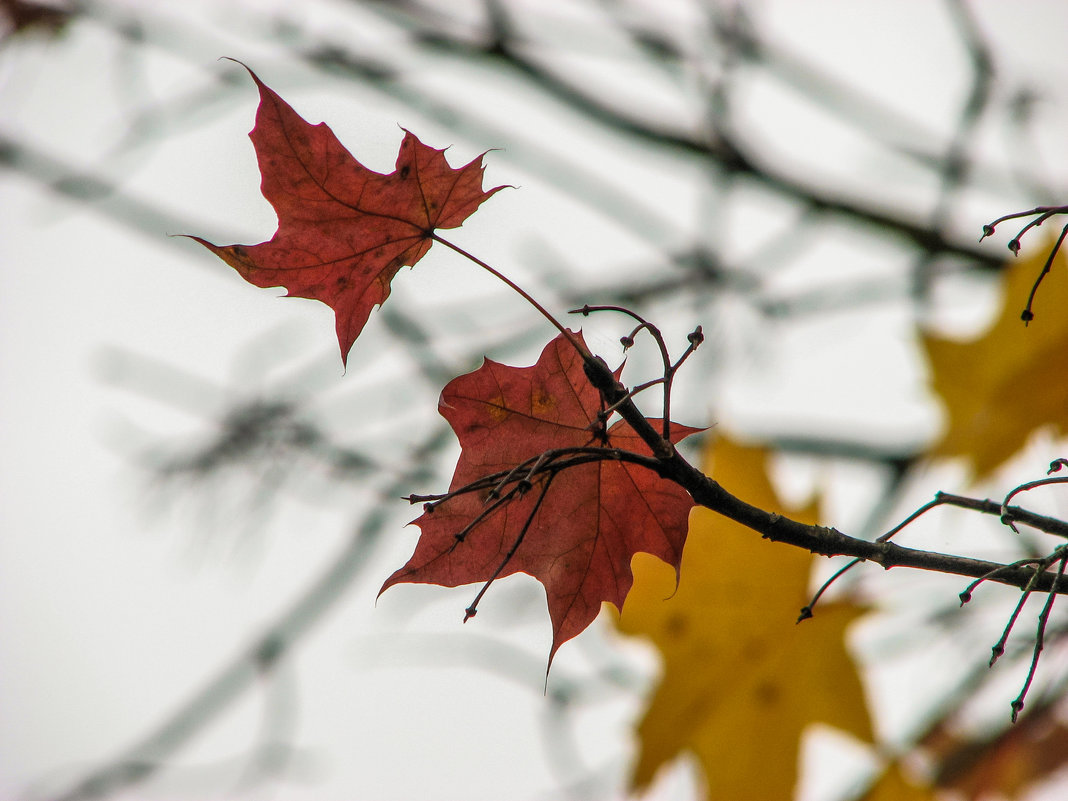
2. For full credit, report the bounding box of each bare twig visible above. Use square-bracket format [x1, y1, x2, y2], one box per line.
[1011, 552, 1067, 720]
[800, 497, 948, 618]
[1001, 476, 1068, 533]
[464, 473, 556, 622]
[980, 206, 1068, 322]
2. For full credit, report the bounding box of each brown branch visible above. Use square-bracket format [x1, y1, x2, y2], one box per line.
[407, 446, 663, 510]
[581, 355, 1068, 596]
[936, 491, 1068, 539]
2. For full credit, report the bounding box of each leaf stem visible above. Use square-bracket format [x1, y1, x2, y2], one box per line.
[433, 234, 591, 360]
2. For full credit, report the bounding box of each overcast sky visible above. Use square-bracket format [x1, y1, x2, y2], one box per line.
[4, 2, 1068, 800]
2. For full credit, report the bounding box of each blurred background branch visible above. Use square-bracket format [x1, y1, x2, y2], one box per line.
[4, 1, 1068, 800]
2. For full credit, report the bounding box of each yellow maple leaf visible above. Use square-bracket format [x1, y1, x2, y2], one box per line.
[859, 763, 939, 801]
[615, 436, 872, 800]
[923, 241, 1068, 479]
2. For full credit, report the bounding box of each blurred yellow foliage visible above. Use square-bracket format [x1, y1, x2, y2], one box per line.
[616, 436, 871, 800]
[859, 763, 938, 801]
[923, 241, 1068, 479]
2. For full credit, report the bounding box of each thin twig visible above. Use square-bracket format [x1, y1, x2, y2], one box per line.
[979, 205, 1068, 240]
[1011, 552, 1067, 721]
[797, 559, 861, 622]
[800, 497, 947, 617]
[958, 556, 1047, 606]
[570, 303, 677, 435]
[1021, 222, 1068, 323]
[979, 205, 1068, 322]
[936, 491, 1068, 539]
[409, 447, 663, 511]
[989, 565, 1045, 666]
[464, 473, 556, 621]
[1001, 475, 1068, 532]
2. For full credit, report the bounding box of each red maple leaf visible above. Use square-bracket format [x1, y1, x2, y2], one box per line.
[380, 331, 700, 663]
[190, 63, 505, 365]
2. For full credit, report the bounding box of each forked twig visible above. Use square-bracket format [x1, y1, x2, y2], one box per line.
[988, 570, 1042, 667]
[935, 491, 1068, 539]
[800, 497, 947, 618]
[464, 473, 556, 621]
[406, 447, 662, 510]
[1010, 552, 1067, 721]
[958, 555, 1046, 606]
[1001, 474, 1068, 533]
[570, 304, 702, 438]
[979, 206, 1068, 323]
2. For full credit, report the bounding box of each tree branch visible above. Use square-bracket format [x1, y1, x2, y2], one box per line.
[582, 355, 1068, 596]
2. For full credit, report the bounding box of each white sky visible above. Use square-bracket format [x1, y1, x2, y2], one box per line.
[4, 2, 1068, 800]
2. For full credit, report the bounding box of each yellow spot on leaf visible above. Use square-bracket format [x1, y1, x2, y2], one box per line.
[531, 386, 556, 417]
[486, 393, 510, 423]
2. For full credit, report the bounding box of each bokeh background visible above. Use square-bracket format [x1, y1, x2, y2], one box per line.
[4, 1, 1068, 799]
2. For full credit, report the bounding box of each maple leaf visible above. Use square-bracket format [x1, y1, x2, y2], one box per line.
[190, 63, 505, 365]
[923, 241, 1068, 479]
[615, 436, 872, 799]
[858, 763, 939, 801]
[380, 330, 700, 664]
